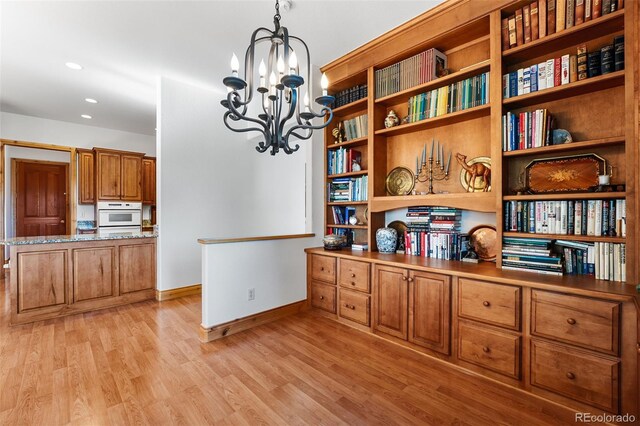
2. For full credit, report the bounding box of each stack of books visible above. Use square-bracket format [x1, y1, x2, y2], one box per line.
[502, 237, 563, 276]
[351, 242, 369, 251]
[502, 108, 555, 151]
[328, 148, 362, 175]
[404, 207, 468, 260]
[593, 241, 626, 281]
[503, 37, 623, 100]
[340, 114, 368, 141]
[328, 176, 368, 202]
[406, 72, 489, 123]
[504, 199, 626, 237]
[331, 206, 356, 225]
[375, 48, 447, 99]
[502, 0, 624, 51]
[333, 84, 367, 108]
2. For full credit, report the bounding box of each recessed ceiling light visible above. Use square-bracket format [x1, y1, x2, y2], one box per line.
[65, 62, 83, 70]
[85, 98, 98, 104]
[81, 114, 92, 119]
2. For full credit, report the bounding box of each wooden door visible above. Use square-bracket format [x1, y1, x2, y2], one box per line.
[141, 157, 156, 205]
[96, 151, 121, 200]
[121, 154, 142, 201]
[409, 271, 451, 354]
[373, 265, 408, 339]
[77, 149, 95, 204]
[119, 243, 155, 293]
[15, 160, 68, 237]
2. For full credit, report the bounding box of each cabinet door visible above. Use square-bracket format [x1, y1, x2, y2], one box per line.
[409, 271, 451, 354]
[17, 250, 67, 312]
[73, 247, 116, 302]
[141, 158, 156, 205]
[96, 151, 121, 200]
[121, 154, 143, 201]
[119, 243, 155, 293]
[373, 265, 408, 339]
[78, 150, 95, 204]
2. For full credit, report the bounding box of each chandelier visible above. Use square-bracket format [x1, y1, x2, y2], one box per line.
[221, 0, 334, 155]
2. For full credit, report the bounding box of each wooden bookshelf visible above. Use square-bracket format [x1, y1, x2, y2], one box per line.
[326, 170, 368, 179]
[327, 201, 368, 206]
[332, 98, 368, 115]
[326, 136, 368, 150]
[502, 136, 625, 157]
[503, 192, 626, 201]
[503, 232, 626, 243]
[327, 224, 369, 230]
[371, 192, 495, 213]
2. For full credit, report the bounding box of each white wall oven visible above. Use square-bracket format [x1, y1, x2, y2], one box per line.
[97, 202, 142, 234]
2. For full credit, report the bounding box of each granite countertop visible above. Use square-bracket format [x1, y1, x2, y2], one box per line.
[1, 231, 158, 246]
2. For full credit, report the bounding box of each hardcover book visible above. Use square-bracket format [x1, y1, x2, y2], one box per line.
[531, 1, 540, 40]
[593, 0, 601, 18]
[539, 0, 547, 37]
[575, 0, 585, 24]
[546, 58, 555, 88]
[556, 0, 566, 31]
[508, 16, 517, 47]
[554, 57, 562, 86]
[566, 0, 575, 28]
[547, 0, 557, 34]
[601, 44, 614, 74]
[561, 54, 570, 84]
[538, 62, 547, 90]
[585, 0, 592, 20]
[569, 55, 578, 82]
[614, 35, 624, 71]
[501, 18, 510, 50]
[577, 44, 588, 80]
[602, 0, 611, 14]
[523, 5, 532, 43]
[587, 51, 601, 77]
[515, 9, 525, 45]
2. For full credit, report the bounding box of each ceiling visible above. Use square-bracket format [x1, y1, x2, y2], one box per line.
[0, 0, 442, 136]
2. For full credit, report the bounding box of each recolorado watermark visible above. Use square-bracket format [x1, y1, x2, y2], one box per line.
[575, 412, 636, 423]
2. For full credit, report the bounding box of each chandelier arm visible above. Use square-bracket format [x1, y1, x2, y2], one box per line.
[242, 28, 275, 105]
[223, 112, 269, 138]
[288, 35, 313, 104]
[278, 87, 298, 137]
[225, 91, 249, 119]
[287, 129, 313, 141]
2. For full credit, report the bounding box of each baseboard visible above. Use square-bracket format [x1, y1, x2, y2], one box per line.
[199, 300, 308, 343]
[155, 284, 201, 301]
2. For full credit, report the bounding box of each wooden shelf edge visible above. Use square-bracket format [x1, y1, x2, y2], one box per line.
[374, 60, 490, 105]
[370, 192, 496, 213]
[502, 137, 625, 157]
[326, 136, 368, 150]
[331, 98, 368, 115]
[503, 232, 626, 243]
[327, 201, 369, 206]
[374, 104, 491, 137]
[327, 170, 369, 179]
[502, 9, 625, 59]
[327, 224, 368, 230]
[503, 192, 626, 201]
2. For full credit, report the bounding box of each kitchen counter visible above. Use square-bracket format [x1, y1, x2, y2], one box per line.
[1, 231, 157, 246]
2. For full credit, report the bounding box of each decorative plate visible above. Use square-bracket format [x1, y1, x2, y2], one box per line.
[385, 166, 415, 196]
[459, 156, 491, 192]
[525, 153, 605, 193]
[468, 225, 497, 261]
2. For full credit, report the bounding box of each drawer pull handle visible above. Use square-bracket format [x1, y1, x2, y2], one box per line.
[407, 277, 414, 283]
[319, 296, 324, 300]
[401, 276, 407, 281]
[344, 304, 356, 310]
[482, 346, 490, 353]
[351, 273, 356, 278]
[482, 301, 490, 307]
[566, 318, 576, 325]
[566, 372, 575, 380]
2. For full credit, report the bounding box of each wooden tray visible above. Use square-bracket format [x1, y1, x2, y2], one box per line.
[525, 154, 606, 194]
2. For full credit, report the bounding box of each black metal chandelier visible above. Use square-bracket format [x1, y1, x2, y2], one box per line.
[221, 0, 334, 155]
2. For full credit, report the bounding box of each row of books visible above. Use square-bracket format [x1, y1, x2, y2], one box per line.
[503, 199, 626, 237]
[502, 0, 624, 51]
[328, 176, 368, 202]
[405, 206, 462, 231]
[404, 231, 471, 261]
[502, 237, 563, 276]
[374, 48, 447, 99]
[340, 114, 368, 141]
[327, 148, 362, 175]
[333, 84, 367, 108]
[330, 206, 356, 226]
[501, 109, 555, 151]
[503, 38, 623, 99]
[406, 72, 490, 123]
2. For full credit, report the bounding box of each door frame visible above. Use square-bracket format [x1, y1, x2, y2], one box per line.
[11, 158, 70, 237]
[0, 139, 77, 243]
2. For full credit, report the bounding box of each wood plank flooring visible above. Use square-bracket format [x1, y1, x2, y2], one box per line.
[0, 273, 580, 425]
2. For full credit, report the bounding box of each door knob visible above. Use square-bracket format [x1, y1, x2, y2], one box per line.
[60, 220, 65, 224]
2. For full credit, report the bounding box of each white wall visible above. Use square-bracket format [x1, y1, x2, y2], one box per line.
[157, 76, 322, 291]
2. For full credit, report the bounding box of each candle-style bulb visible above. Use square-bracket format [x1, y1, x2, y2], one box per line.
[303, 92, 310, 112]
[277, 55, 285, 73]
[321, 73, 329, 96]
[258, 59, 266, 77]
[230, 53, 239, 76]
[289, 51, 298, 74]
[269, 71, 277, 85]
[263, 96, 269, 109]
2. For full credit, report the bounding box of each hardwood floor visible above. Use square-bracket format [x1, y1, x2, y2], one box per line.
[0, 274, 579, 425]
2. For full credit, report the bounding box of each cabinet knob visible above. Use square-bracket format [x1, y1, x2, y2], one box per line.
[319, 296, 324, 300]
[566, 372, 575, 380]
[320, 267, 325, 271]
[566, 318, 576, 325]
[351, 273, 356, 278]
[351, 282, 356, 286]
[407, 277, 414, 283]
[344, 304, 355, 310]
[401, 276, 407, 281]
[482, 301, 490, 307]
[482, 346, 490, 353]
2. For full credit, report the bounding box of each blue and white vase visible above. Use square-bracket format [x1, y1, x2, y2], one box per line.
[376, 227, 398, 253]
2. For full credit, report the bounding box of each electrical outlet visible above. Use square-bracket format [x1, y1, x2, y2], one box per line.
[248, 288, 255, 301]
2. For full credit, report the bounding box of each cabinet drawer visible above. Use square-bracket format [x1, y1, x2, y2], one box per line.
[338, 259, 370, 293]
[458, 279, 521, 330]
[339, 289, 370, 326]
[310, 255, 336, 284]
[310, 281, 336, 314]
[531, 290, 620, 356]
[531, 340, 619, 413]
[458, 320, 521, 380]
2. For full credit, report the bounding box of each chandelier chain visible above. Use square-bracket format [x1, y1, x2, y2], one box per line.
[274, 0, 281, 24]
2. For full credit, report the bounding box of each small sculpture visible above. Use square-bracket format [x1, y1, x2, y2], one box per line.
[352, 160, 361, 172]
[456, 153, 491, 192]
[332, 122, 345, 143]
[552, 129, 573, 145]
[384, 110, 400, 128]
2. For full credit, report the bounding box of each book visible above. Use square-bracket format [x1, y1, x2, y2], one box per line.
[577, 44, 588, 80]
[588, 51, 601, 77]
[546, 58, 555, 88]
[523, 67, 531, 94]
[554, 57, 562, 86]
[517, 68, 525, 95]
[575, 0, 585, 24]
[561, 54, 570, 84]
[569, 55, 577, 82]
[531, 64, 538, 92]
[537, 62, 547, 90]
[566, 0, 575, 28]
[524, 5, 532, 43]
[539, 0, 547, 37]
[515, 8, 525, 46]
[614, 35, 624, 71]
[547, 0, 557, 34]
[508, 16, 517, 48]
[501, 18, 510, 50]
[557, 0, 566, 31]
[601, 44, 614, 74]
[585, 0, 592, 20]
[531, 1, 540, 40]
[593, 0, 601, 18]
[602, 0, 611, 15]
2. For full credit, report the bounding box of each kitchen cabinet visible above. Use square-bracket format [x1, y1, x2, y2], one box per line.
[142, 157, 156, 205]
[77, 149, 95, 204]
[94, 148, 144, 201]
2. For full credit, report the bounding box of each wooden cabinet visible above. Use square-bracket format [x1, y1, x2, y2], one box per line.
[338, 259, 370, 292]
[339, 288, 370, 326]
[72, 247, 115, 302]
[16, 250, 67, 311]
[310, 281, 336, 313]
[458, 278, 521, 331]
[94, 148, 144, 201]
[142, 157, 156, 205]
[310, 254, 336, 284]
[120, 243, 156, 293]
[374, 265, 408, 339]
[77, 149, 95, 204]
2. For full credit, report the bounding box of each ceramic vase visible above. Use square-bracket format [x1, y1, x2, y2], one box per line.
[384, 110, 400, 128]
[376, 227, 398, 253]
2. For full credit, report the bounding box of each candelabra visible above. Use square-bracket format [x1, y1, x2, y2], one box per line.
[414, 139, 451, 194]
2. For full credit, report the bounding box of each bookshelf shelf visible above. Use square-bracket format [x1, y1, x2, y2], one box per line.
[374, 61, 490, 106]
[502, 9, 625, 63]
[326, 136, 368, 150]
[502, 70, 625, 109]
[327, 170, 368, 179]
[503, 232, 626, 243]
[503, 192, 626, 201]
[502, 136, 625, 157]
[327, 224, 368, 230]
[370, 192, 495, 213]
[374, 104, 491, 137]
[327, 201, 368, 206]
[332, 98, 368, 116]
